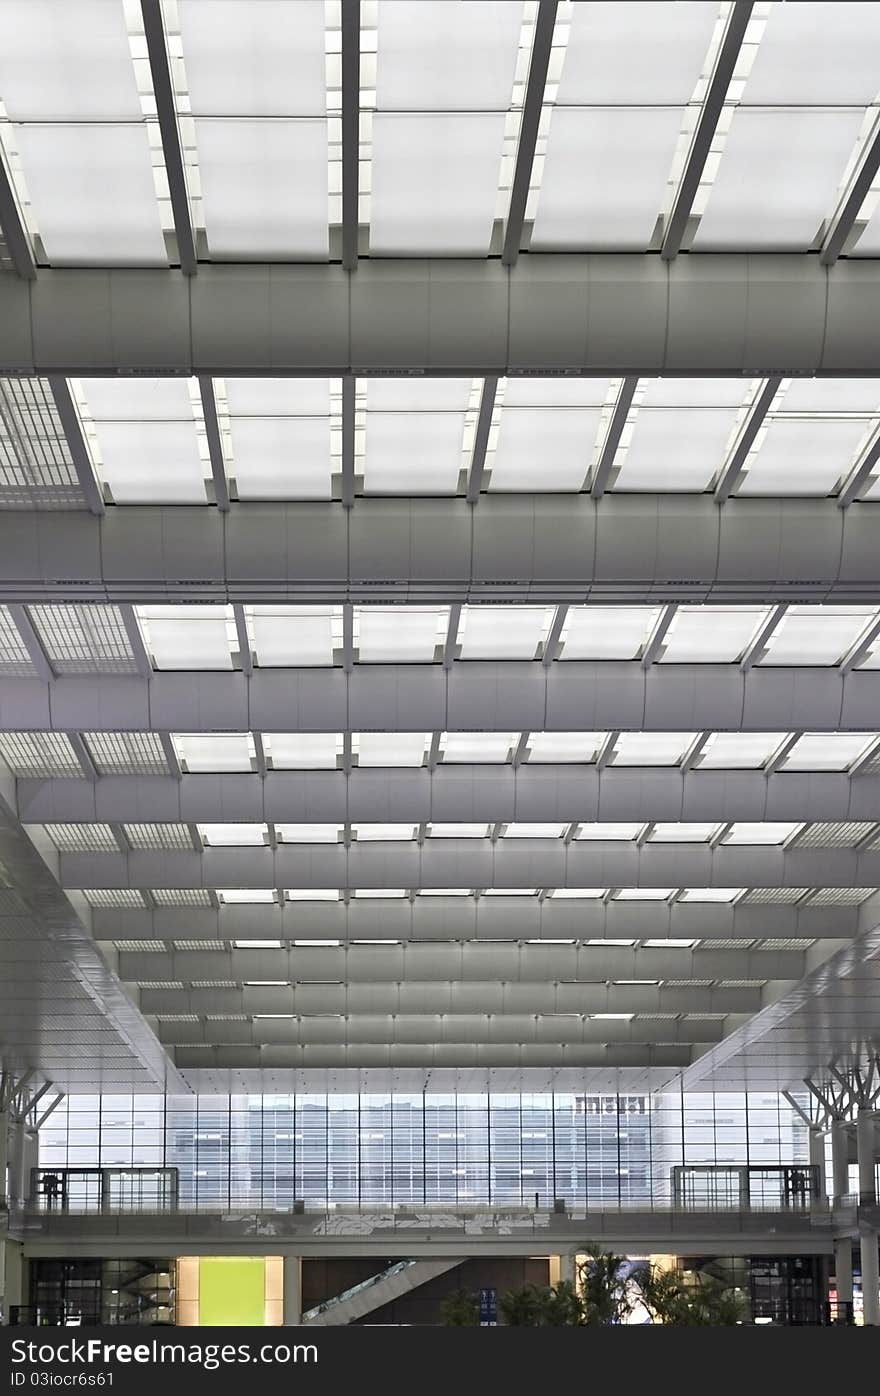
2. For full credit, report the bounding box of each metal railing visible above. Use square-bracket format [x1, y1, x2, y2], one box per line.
[302, 1261, 414, 1321]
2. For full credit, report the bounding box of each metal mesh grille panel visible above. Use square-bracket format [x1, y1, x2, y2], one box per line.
[755, 938, 815, 950]
[743, 888, 809, 905]
[83, 889, 146, 909]
[0, 732, 80, 777]
[805, 887, 874, 906]
[0, 606, 37, 675]
[84, 731, 169, 776]
[708, 939, 755, 949]
[124, 823, 193, 851]
[113, 940, 164, 952]
[192, 980, 237, 989]
[30, 604, 137, 675]
[44, 823, 117, 852]
[173, 939, 226, 951]
[795, 822, 876, 849]
[151, 888, 213, 907]
[136, 981, 185, 990]
[0, 377, 86, 509]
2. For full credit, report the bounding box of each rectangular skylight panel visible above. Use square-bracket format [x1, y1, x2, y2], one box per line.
[427, 823, 491, 839]
[723, 823, 803, 846]
[91, 419, 206, 504]
[502, 379, 613, 408]
[275, 824, 340, 844]
[355, 606, 447, 662]
[780, 733, 876, 772]
[546, 888, 606, 899]
[488, 407, 603, 491]
[224, 380, 332, 417]
[136, 606, 233, 670]
[365, 380, 474, 411]
[81, 379, 194, 420]
[197, 823, 269, 846]
[227, 418, 332, 500]
[613, 406, 740, 491]
[574, 824, 644, 841]
[14, 125, 168, 266]
[613, 889, 674, 902]
[217, 889, 276, 905]
[611, 733, 697, 766]
[693, 110, 864, 251]
[173, 734, 254, 773]
[352, 889, 408, 899]
[637, 379, 751, 408]
[658, 607, 770, 664]
[285, 889, 341, 901]
[352, 824, 417, 842]
[742, 2, 880, 105]
[532, 107, 685, 251]
[193, 118, 329, 259]
[779, 379, 880, 414]
[556, 2, 718, 105]
[417, 888, 472, 896]
[644, 938, 696, 948]
[648, 824, 720, 844]
[678, 888, 744, 903]
[0, 732, 80, 778]
[178, 0, 327, 116]
[440, 732, 517, 763]
[354, 732, 430, 767]
[502, 823, 567, 840]
[560, 606, 662, 660]
[370, 111, 508, 256]
[246, 606, 342, 666]
[738, 419, 869, 496]
[376, 1, 522, 111]
[697, 733, 789, 770]
[0, 0, 143, 119]
[482, 889, 538, 897]
[458, 606, 554, 660]
[525, 732, 605, 763]
[263, 733, 342, 770]
[758, 607, 876, 666]
[362, 407, 465, 493]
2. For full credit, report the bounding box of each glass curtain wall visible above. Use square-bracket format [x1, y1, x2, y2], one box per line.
[39, 1091, 808, 1210]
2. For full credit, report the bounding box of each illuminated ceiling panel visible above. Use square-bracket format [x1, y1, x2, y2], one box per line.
[757, 607, 876, 666]
[531, 1, 717, 250]
[560, 606, 662, 660]
[355, 605, 448, 662]
[354, 732, 430, 768]
[78, 378, 205, 505]
[222, 378, 333, 500]
[135, 605, 233, 670]
[362, 378, 471, 494]
[525, 732, 605, 764]
[369, 1, 522, 254]
[178, 0, 329, 258]
[263, 733, 342, 770]
[458, 605, 554, 660]
[611, 733, 697, 767]
[246, 607, 342, 666]
[658, 607, 769, 664]
[697, 733, 788, 771]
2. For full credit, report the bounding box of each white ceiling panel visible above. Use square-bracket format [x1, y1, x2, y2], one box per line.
[557, 2, 717, 105]
[739, 418, 869, 496]
[458, 606, 554, 659]
[247, 607, 342, 666]
[363, 410, 465, 493]
[694, 109, 863, 251]
[228, 418, 332, 499]
[0, 0, 142, 119]
[178, 0, 327, 116]
[614, 405, 740, 491]
[194, 118, 329, 259]
[560, 606, 661, 660]
[659, 607, 768, 663]
[356, 606, 447, 662]
[489, 406, 603, 491]
[263, 733, 341, 770]
[375, 0, 522, 110]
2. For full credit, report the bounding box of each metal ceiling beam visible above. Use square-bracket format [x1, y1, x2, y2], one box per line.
[740, 604, 787, 671]
[590, 377, 638, 498]
[232, 603, 252, 674]
[96, 898, 854, 946]
[714, 376, 782, 502]
[4, 662, 879, 735]
[56, 843, 880, 889]
[170, 1042, 693, 1070]
[641, 604, 677, 667]
[466, 376, 497, 502]
[660, 2, 754, 260]
[501, 0, 558, 266]
[3, 257, 880, 376]
[341, 376, 356, 507]
[140, 0, 197, 276]
[821, 120, 880, 267]
[198, 376, 230, 511]
[340, 0, 361, 272]
[841, 615, 880, 675]
[19, 768, 880, 827]
[0, 497, 878, 605]
[0, 145, 36, 280]
[140, 980, 762, 1017]
[47, 377, 104, 515]
[119, 605, 153, 680]
[7, 605, 53, 683]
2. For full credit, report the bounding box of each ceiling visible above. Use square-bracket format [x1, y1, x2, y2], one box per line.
[0, 0, 879, 1096]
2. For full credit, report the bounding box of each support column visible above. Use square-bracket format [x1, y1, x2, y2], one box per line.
[857, 1111, 876, 1206]
[1, 1239, 25, 1324]
[0, 1110, 8, 1208]
[832, 1119, 851, 1202]
[283, 1255, 302, 1325]
[809, 1127, 827, 1200]
[834, 1237, 854, 1323]
[21, 1129, 37, 1206]
[557, 1253, 576, 1287]
[7, 1123, 24, 1207]
[860, 1230, 880, 1326]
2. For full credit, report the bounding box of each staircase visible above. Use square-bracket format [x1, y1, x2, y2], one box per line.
[301, 1258, 463, 1326]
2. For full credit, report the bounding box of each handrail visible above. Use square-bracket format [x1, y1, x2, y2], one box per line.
[302, 1260, 415, 1319]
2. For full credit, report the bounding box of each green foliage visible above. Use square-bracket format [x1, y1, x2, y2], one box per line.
[578, 1248, 636, 1326]
[439, 1289, 481, 1326]
[499, 1282, 549, 1326]
[541, 1279, 584, 1327]
[638, 1265, 746, 1326]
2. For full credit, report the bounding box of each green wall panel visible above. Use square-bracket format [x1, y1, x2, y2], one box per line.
[199, 1257, 265, 1326]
